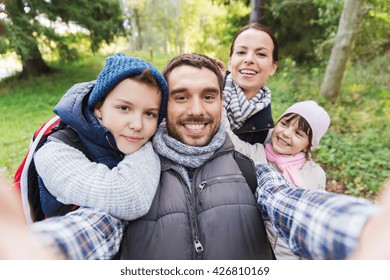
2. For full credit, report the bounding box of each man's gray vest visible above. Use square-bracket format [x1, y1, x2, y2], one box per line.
[120, 138, 273, 259]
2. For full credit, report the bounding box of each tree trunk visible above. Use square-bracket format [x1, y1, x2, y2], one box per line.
[134, 8, 143, 50]
[8, 0, 51, 77]
[320, 0, 367, 102]
[249, 0, 264, 23]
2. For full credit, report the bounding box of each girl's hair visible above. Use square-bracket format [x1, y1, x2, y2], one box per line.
[279, 113, 313, 153]
[229, 23, 279, 64]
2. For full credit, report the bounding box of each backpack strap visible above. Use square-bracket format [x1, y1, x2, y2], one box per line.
[233, 150, 257, 194]
[30, 124, 91, 222]
[49, 124, 92, 161]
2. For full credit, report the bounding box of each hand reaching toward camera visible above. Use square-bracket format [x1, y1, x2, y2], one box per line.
[350, 180, 390, 259]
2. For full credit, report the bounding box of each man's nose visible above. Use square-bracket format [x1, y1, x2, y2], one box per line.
[187, 98, 205, 116]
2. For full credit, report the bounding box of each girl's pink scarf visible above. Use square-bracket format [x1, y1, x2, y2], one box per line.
[265, 143, 306, 188]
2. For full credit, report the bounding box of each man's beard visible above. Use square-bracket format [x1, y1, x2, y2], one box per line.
[166, 116, 217, 147]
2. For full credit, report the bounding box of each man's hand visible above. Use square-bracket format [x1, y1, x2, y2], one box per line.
[350, 180, 390, 259]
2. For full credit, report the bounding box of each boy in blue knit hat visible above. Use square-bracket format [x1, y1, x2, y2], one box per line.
[33, 53, 169, 221]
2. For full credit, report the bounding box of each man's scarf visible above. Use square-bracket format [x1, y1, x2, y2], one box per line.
[152, 122, 226, 169]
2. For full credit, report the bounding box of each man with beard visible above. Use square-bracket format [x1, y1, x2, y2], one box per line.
[2, 54, 388, 260]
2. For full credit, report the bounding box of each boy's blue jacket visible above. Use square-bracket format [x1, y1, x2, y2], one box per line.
[39, 81, 124, 217]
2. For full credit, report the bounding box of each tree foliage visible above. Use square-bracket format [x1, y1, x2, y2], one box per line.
[0, 0, 125, 77]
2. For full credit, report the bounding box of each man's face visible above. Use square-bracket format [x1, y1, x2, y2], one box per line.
[166, 65, 223, 147]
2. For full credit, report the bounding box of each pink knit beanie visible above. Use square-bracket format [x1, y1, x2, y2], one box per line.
[279, 100, 330, 148]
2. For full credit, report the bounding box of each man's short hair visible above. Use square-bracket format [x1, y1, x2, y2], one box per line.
[162, 53, 224, 95]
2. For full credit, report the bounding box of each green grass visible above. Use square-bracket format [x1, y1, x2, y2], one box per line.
[1, 51, 389, 200]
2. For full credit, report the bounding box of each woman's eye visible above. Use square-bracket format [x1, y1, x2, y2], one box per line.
[145, 112, 157, 118]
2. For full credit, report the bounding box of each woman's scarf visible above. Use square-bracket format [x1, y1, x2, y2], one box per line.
[265, 143, 306, 188]
[223, 73, 271, 130]
[152, 122, 226, 169]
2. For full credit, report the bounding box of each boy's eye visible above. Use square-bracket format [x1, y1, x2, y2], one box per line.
[119, 106, 129, 111]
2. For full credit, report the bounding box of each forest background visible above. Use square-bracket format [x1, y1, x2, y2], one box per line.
[0, 0, 389, 200]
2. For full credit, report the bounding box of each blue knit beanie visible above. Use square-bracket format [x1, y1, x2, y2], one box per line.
[88, 53, 169, 124]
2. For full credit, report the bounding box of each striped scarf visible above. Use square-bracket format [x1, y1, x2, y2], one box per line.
[223, 73, 271, 130]
[152, 122, 226, 169]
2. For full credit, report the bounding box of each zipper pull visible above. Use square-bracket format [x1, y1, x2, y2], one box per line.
[198, 181, 206, 191]
[194, 236, 204, 253]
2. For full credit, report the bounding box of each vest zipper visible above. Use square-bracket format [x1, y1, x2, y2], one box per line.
[193, 235, 204, 253]
[198, 181, 206, 191]
[198, 175, 245, 192]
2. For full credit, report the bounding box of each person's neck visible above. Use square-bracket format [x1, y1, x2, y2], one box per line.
[243, 88, 261, 100]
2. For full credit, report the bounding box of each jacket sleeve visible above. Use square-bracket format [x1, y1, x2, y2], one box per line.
[34, 141, 160, 220]
[31, 207, 124, 259]
[255, 163, 379, 260]
[222, 111, 267, 164]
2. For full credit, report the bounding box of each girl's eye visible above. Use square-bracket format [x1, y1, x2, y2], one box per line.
[280, 121, 288, 127]
[257, 52, 267, 57]
[236, 51, 246, 55]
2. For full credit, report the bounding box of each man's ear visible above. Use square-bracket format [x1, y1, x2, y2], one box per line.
[93, 102, 103, 119]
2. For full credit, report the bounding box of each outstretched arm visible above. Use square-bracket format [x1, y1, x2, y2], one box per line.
[255, 163, 379, 260]
[30, 207, 124, 260]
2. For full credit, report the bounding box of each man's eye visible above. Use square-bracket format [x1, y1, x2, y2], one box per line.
[204, 95, 215, 100]
[174, 96, 188, 102]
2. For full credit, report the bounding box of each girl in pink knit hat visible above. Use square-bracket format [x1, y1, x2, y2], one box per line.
[264, 101, 330, 260]
[225, 100, 330, 259]
[265, 100, 331, 191]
